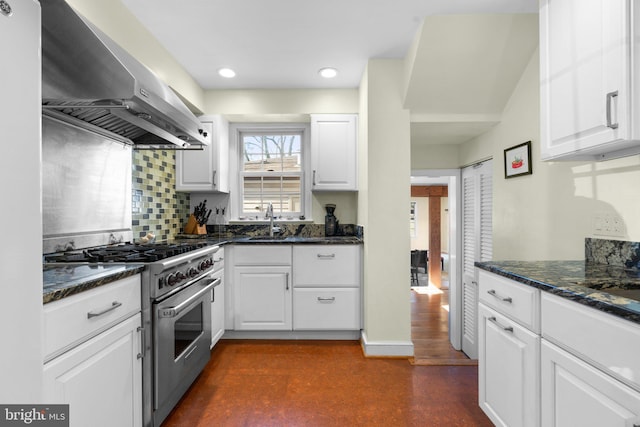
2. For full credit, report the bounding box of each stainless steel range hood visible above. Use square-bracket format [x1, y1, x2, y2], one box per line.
[41, 0, 208, 150]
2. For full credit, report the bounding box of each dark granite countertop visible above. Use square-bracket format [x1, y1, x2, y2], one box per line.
[43, 264, 145, 304]
[176, 235, 363, 245]
[475, 260, 640, 325]
[230, 235, 362, 244]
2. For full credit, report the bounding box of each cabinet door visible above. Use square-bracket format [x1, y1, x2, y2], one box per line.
[176, 120, 216, 191]
[233, 266, 292, 330]
[479, 304, 540, 427]
[43, 314, 142, 427]
[176, 116, 229, 192]
[310, 114, 357, 191]
[541, 340, 640, 427]
[540, 0, 631, 160]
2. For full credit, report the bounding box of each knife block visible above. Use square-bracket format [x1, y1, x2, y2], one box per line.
[184, 214, 207, 235]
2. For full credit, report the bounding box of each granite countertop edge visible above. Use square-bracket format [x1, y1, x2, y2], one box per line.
[43, 264, 145, 305]
[475, 260, 640, 325]
[178, 235, 363, 245]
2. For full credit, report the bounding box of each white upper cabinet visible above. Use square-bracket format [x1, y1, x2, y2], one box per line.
[540, 0, 640, 161]
[310, 114, 358, 191]
[176, 115, 230, 192]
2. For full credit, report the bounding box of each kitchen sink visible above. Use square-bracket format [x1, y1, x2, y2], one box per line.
[248, 236, 289, 241]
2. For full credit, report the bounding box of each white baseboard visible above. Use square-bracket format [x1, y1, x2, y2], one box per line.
[222, 330, 361, 340]
[360, 331, 414, 357]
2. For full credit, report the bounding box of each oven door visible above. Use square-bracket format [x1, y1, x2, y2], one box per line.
[153, 275, 218, 421]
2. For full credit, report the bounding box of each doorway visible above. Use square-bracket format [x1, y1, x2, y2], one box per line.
[410, 169, 462, 354]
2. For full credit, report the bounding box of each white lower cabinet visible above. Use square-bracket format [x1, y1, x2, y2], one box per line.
[233, 266, 292, 330]
[479, 270, 640, 427]
[43, 275, 142, 427]
[293, 288, 360, 330]
[292, 245, 361, 330]
[541, 340, 640, 427]
[43, 314, 142, 427]
[479, 304, 540, 427]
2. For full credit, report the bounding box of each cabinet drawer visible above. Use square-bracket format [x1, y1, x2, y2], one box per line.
[293, 245, 360, 287]
[542, 292, 640, 393]
[234, 245, 291, 265]
[293, 288, 360, 330]
[478, 270, 540, 332]
[44, 275, 141, 361]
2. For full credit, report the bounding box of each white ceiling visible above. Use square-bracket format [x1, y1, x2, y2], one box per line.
[120, 0, 539, 145]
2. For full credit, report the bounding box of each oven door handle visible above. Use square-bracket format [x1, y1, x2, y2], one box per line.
[158, 277, 220, 318]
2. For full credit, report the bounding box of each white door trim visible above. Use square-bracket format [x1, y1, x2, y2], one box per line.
[410, 169, 462, 350]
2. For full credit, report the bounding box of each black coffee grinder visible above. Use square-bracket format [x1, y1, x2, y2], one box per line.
[324, 204, 338, 236]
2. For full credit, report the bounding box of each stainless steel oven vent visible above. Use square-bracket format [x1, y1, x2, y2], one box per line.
[41, 0, 207, 150]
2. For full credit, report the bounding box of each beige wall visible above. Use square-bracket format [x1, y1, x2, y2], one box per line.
[411, 143, 460, 169]
[203, 89, 359, 116]
[359, 59, 412, 348]
[461, 49, 640, 261]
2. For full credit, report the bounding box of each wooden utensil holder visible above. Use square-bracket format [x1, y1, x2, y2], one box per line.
[185, 214, 207, 235]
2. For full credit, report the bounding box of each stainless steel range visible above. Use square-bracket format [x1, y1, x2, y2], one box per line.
[45, 242, 220, 427]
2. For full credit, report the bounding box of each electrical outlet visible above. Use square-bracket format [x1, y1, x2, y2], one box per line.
[593, 212, 626, 237]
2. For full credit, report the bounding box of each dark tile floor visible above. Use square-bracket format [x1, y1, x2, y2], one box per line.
[161, 340, 492, 426]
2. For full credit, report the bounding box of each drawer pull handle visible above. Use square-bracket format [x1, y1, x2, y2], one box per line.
[487, 289, 512, 303]
[87, 301, 122, 319]
[317, 297, 336, 302]
[317, 254, 336, 259]
[488, 316, 514, 333]
[286, 272, 290, 291]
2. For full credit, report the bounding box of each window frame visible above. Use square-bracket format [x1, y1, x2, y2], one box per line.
[229, 122, 312, 222]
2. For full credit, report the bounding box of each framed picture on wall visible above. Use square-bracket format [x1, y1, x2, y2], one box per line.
[504, 141, 532, 179]
[410, 201, 417, 237]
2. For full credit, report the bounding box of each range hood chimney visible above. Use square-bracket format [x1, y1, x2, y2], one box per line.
[41, 0, 208, 150]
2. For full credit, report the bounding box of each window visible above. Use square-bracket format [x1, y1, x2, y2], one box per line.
[235, 125, 309, 220]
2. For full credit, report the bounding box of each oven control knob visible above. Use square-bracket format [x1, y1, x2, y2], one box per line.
[167, 272, 179, 286]
[199, 259, 211, 270]
[176, 272, 186, 282]
[187, 267, 199, 278]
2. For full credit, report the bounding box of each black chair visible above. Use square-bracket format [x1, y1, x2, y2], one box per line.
[410, 250, 420, 285]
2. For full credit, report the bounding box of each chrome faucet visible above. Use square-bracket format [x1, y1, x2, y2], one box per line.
[265, 203, 280, 237]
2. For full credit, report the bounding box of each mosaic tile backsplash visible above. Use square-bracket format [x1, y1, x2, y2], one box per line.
[132, 150, 190, 242]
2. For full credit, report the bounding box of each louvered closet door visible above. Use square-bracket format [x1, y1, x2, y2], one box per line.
[461, 160, 493, 359]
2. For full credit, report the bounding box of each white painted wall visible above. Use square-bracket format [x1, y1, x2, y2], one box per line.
[461, 49, 640, 261]
[359, 59, 413, 356]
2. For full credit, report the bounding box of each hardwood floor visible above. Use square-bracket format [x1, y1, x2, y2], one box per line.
[411, 273, 475, 365]
[161, 274, 489, 426]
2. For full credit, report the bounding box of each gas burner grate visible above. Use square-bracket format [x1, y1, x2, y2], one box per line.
[44, 241, 209, 263]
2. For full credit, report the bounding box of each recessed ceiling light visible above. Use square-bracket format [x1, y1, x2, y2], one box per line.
[318, 67, 338, 79]
[218, 68, 236, 78]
